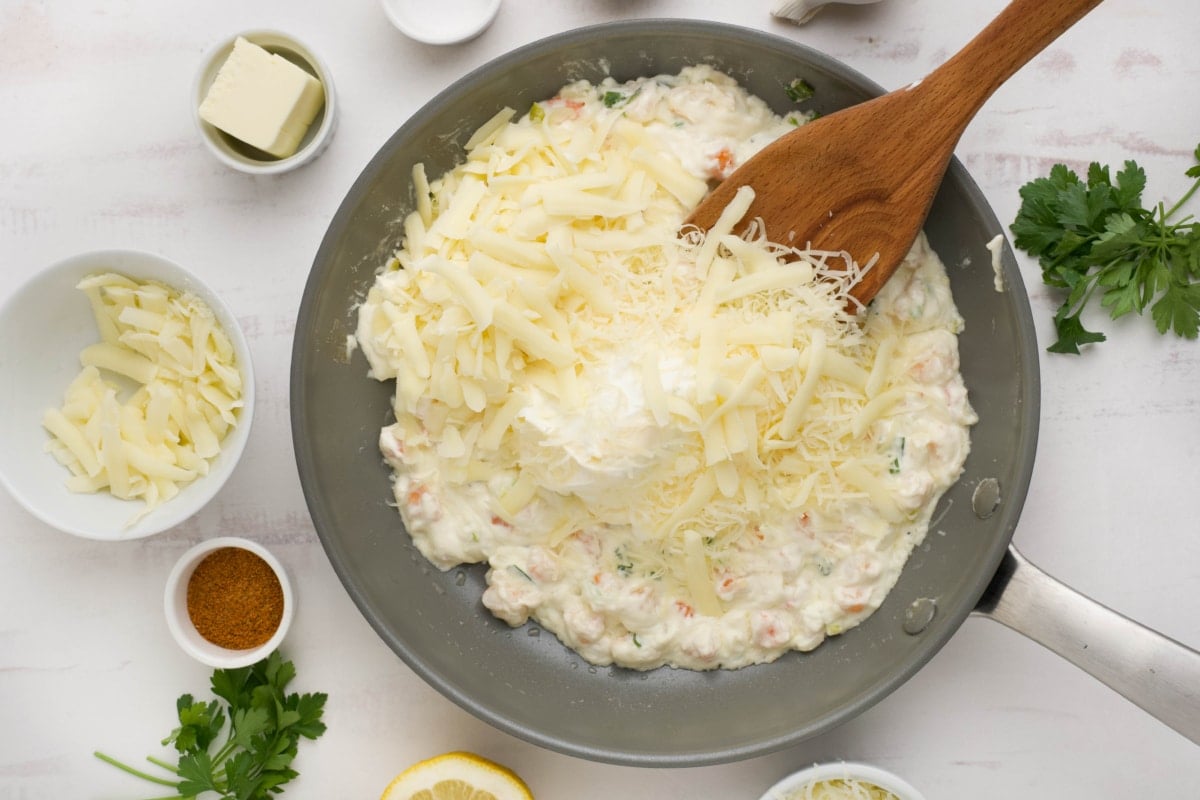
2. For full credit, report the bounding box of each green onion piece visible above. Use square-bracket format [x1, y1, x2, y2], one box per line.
[785, 78, 815, 103]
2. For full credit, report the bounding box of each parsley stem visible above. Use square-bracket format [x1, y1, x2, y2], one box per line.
[1164, 175, 1200, 221]
[211, 736, 239, 770]
[145, 754, 181, 774]
[94, 751, 181, 788]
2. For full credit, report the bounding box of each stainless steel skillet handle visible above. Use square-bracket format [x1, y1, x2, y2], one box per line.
[973, 545, 1200, 745]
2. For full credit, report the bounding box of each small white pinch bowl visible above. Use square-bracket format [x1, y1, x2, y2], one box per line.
[771, 0, 886, 25]
[165, 537, 294, 669]
[759, 761, 926, 800]
[193, 29, 338, 175]
[381, 0, 502, 45]
[0, 250, 255, 540]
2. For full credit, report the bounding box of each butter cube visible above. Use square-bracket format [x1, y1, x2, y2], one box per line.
[199, 37, 325, 159]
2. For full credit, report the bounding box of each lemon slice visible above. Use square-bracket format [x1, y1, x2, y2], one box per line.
[381, 751, 533, 800]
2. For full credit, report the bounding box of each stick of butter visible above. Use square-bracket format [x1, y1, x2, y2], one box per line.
[199, 36, 325, 159]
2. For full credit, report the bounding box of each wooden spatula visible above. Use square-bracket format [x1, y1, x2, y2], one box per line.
[686, 0, 1105, 307]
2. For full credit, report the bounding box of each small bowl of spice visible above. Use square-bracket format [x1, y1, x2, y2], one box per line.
[759, 761, 926, 800]
[165, 536, 293, 668]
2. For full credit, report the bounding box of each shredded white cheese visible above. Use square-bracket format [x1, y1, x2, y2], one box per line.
[43, 273, 244, 523]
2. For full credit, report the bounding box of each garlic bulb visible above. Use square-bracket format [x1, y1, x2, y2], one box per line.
[771, 0, 884, 24]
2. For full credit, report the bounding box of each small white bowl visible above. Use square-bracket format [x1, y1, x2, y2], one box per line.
[165, 537, 294, 668]
[0, 250, 255, 540]
[759, 761, 926, 800]
[380, 0, 502, 45]
[192, 30, 337, 175]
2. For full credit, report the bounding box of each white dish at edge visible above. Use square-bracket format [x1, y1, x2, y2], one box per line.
[759, 761, 927, 800]
[380, 0, 502, 45]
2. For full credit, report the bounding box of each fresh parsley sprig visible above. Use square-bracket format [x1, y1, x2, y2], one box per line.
[95, 651, 327, 800]
[1011, 143, 1200, 353]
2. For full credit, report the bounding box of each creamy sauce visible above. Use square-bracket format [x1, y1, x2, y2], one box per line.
[357, 67, 976, 671]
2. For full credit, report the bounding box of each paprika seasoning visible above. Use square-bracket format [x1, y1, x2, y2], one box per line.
[186, 546, 284, 650]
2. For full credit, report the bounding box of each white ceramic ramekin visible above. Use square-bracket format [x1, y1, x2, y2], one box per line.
[192, 30, 337, 175]
[380, 0, 502, 45]
[164, 536, 294, 669]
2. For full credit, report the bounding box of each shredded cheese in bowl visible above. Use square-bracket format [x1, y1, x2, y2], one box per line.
[357, 66, 976, 670]
[42, 272, 245, 524]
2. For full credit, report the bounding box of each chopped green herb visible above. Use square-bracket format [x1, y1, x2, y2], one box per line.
[1011, 143, 1200, 353]
[889, 437, 906, 474]
[94, 652, 326, 800]
[615, 546, 633, 575]
[785, 78, 815, 103]
[632, 633, 642, 648]
[602, 90, 624, 107]
[529, 102, 545, 123]
[510, 565, 534, 582]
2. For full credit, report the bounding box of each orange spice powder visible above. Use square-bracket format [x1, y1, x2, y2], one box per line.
[186, 547, 284, 650]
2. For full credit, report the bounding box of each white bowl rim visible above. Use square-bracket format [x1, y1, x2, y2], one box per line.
[191, 29, 338, 175]
[0, 248, 255, 540]
[758, 761, 927, 800]
[379, 0, 501, 45]
[164, 536, 295, 669]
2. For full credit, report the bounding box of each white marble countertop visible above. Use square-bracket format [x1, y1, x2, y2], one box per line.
[2, 0, 1198, 797]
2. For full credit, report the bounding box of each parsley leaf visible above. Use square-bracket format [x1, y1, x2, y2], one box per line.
[1011, 143, 1200, 353]
[165, 695, 225, 754]
[95, 651, 326, 800]
[1152, 281, 1200, 339]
